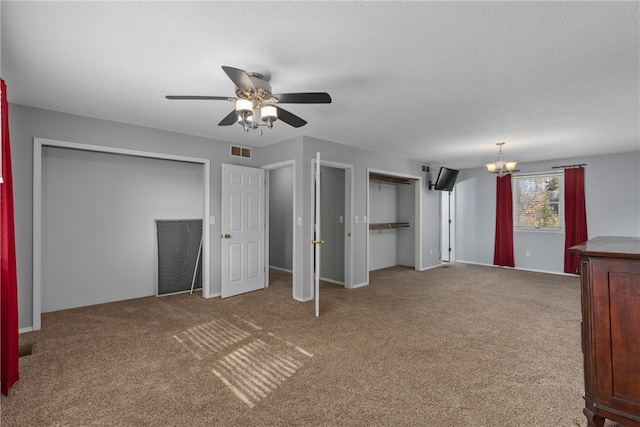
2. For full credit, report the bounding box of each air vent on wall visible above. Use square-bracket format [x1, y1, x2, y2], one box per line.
[230, 145, 251, 159]
[422, 164, 429, 173]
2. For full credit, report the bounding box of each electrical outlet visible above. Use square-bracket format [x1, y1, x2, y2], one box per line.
[526, 250, 531, 257]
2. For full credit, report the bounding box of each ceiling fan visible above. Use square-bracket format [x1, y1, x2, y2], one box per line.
[166, 66, 331, 132]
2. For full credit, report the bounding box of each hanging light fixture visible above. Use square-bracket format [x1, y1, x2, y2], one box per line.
[235, 99, 278, 133]
[486, 142, 517, 177]
[260, 104, 278, 125]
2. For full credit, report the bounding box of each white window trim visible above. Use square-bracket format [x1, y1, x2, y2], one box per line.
[512, 170, 565, 232]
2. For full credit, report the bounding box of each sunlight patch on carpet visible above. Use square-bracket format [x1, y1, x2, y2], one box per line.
[233, 314, 263, 331]
[173, 318, 251, 359]
[174, 316, 313, 407]
[211, 338, 309, 408]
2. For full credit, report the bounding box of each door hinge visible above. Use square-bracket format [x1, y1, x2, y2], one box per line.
[449, 248, 452, 252]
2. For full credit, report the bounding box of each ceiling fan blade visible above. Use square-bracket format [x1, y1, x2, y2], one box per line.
[273, 92, 332, 104]
[275, 106, 307, 128]
[218, 110, 238, 126]
[221, 66, 255, 93]
[166, 95, 232, 101]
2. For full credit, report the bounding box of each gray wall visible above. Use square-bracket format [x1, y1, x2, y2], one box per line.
[299, 136, 441, 296]
[268, 166, 293, 271]
[263, 135, 442, 300]
[455, 151, 640, 273]
[12, 106, 442, 322]
[41, 147, 203, 312]
[10, 104, 261, 329]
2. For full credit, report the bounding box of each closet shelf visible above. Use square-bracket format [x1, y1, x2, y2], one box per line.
[369, 173, 412, 185]
[369, 222, 410, 230]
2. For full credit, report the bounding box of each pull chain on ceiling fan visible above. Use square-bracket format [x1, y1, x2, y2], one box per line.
[166, 66, 332, 133]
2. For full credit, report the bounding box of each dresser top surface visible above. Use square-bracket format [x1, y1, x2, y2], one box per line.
[569, 236, 640, 259]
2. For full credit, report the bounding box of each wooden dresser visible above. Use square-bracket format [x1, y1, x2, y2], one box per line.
[570, 236, 640, 427]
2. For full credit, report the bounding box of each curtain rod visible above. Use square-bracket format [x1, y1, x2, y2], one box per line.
[551, 163, 587, 169]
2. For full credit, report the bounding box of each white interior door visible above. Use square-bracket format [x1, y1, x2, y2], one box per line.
[441, 191, 449, 262]
[221, 164, 266, 298]
[313, 152, 322, 317]
[441, 190, 453, 262]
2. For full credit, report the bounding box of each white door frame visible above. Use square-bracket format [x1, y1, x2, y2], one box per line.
[33, 137, 211, 330]
[262, 160, 297, 298]
[314, 153, 321, 317]
[366, 168, 423, 284]
[441, 188, 456, 262]
[309, 158, 354, 290]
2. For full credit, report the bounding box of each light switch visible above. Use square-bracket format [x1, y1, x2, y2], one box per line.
[297, 217, 302, 225]
[364, 216, 367, 223]
[339, 216, 344, 224]
[210, 216, 215, 225]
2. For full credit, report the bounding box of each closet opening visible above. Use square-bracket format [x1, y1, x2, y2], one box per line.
[366, 169, 422, 281]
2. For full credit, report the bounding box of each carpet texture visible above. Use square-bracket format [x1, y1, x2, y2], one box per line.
[0, 264, 626, 426]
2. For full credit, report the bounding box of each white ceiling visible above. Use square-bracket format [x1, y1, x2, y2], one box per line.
[2, 1, 638, 169]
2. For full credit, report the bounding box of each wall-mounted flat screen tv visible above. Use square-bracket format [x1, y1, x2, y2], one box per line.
[433, 167, 459, 191]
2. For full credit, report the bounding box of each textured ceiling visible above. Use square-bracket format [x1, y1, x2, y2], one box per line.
[2, 1, 638, 169]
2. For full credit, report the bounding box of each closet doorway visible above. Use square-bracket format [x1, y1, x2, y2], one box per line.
[33, 138, 211, 331]
[264, 160, 297, 298]
[366, 169, 422, 281]
[310, 159, 354, 289]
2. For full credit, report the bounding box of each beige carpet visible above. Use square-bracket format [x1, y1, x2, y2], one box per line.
[0, 263, 624, 426]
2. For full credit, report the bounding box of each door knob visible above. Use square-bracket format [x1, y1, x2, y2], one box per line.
[222, 234, 231, 239]
[311, 239, 325, 245]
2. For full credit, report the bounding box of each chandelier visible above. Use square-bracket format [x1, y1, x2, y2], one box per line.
[234, 99, 278, 133]
[486, 142, 517, 177]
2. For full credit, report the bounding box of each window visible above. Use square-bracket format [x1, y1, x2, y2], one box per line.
[512, 172, 564, 231]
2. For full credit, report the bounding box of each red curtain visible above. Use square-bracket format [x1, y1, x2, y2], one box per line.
[494, 174, 514, 267]
[1, 78, 19, 396]
[564, 167, 588, 274]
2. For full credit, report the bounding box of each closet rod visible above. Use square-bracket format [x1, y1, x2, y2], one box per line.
[369, 222, 410, 230]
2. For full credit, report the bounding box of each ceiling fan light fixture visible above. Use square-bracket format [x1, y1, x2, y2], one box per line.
[261, 105, 277, 123]
[167, 66, 331, 132]
[235, 98, 252, 114]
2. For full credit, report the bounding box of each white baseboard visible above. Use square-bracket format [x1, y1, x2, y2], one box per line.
[269, 265, 293, 273]
[419, 264, 442, 272]
[320, 277, 344, 286]
[19, 327, 34, 334]
[294, 295, 314, 302]
[513, 267, 578, 277]
[455, 260, 495, 267]
[455, 260, 578, 277]
[351, 282, 368, 289]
